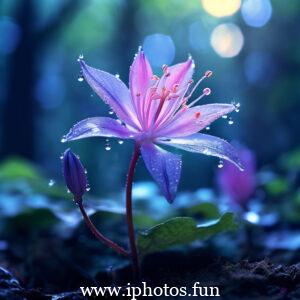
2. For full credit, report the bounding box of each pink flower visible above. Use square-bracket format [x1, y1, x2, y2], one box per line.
[217, 145, 256, 207]
[62, 49, 243, 203]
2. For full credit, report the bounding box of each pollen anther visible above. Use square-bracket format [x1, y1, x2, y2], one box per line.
[205, 70, 213, 78]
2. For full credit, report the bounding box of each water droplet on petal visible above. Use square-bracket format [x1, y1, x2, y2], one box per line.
[105, 146, 111, 151]
[108, 110, 114, 115]
[118, 140, 124, 145]
[222, 115, 228, 119]
[218, 160, 224, 168]
[206, 126, 210, 130]
[67, 189, 71, 194]
[86, 186, 91, 191]
[115, 74, 120, 79]
[48, 179, 55, 187]
[78, 75, 84, 82]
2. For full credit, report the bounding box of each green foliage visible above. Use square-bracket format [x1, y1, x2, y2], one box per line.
[137, 213, 237, 256]
[265, 177, 289, 196]
[4, 208, 60, 235]
[0, 157, 41, 181]
[185, 201, 220, 219]
[280, 147, 300, 171]
[0, 157, 68, 199]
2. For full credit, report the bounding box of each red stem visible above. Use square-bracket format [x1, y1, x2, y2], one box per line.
[78, 201, 129, 257]
[126, 143, 141, 279]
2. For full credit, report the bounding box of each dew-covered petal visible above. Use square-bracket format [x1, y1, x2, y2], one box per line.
[62, 117, 134, 142]
[156, 104, 235, 138]
[130, 49, 153, 106]
[165, 58, 194, 90]
[141, 143, 182, 203]
[79, 60, 139, 128]
[157, 133, 244, 171]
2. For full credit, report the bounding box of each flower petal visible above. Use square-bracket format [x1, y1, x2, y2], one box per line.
[156, 104, 235, 137]
[157, 133, 244, 171]
[79, 59, 139, 129]
[141, 143, 182, 203]
[165, 58, 194, 90]
[62, 117, 134, 142]
[130, 49, 153, 103]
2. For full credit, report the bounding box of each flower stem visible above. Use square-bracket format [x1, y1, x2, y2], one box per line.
[126, 143, 141, 279]
[78, 201, 129, 257]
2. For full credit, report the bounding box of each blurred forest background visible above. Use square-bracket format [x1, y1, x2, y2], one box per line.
[0, 0, 299, 195]
[1, 1, 300, 296]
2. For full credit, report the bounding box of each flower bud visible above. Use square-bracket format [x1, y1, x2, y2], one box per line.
[62, 148, 87, 203]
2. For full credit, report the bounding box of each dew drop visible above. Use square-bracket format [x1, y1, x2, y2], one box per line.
[234, 102, 240, 112]
[118, 140, 124, 145]
[86, 186, 91, 191]
[218, 160, 224, 168]
[48, 179, 55, 187]
[105, 139, 111, 151]
[67, 189, 71, 194]
[108, 110, 114, 115]
[78, 75, 84, 82]
[78, 54, 84, 60]
[61, 137, 67, 143]
[228, 118, 234, 125]
[115, 74, 120, 79]
[59, 155, 63, 160]
[222, 115, 228, 119]
[206, 126, 210, 131]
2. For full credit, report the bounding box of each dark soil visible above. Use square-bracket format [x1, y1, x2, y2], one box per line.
[2, 248, 300, 299]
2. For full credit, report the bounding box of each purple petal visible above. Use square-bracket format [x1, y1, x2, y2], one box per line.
[62, 117, 134, 142]
[141, 143, 182, 203]
[130, 49, 153, 103]
[157, 133, 244, 171]
[156, 104, 235, 137]
[217, 145, 256, 205]
[165, 58, 194, 90]
[79, 60, 139, 128]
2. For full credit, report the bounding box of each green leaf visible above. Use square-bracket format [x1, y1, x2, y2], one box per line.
[0, 157, 41, 181]
[185, 202, 220, 219]
[265, 177, 289, 195]
[4, 208, 60, 235]
[280, 147, 300, 171]
[0, 157, 69, 199]
[137, 213, 237, 256]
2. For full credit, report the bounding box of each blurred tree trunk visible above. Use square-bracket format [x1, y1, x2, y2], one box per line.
[2, 0, 36, 159]
[1, 0, 82, 160]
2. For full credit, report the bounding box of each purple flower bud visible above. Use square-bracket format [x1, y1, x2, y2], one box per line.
[62, 148, 87, 203]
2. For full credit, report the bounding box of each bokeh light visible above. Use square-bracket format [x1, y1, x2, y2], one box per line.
[201, 0, 241, 17]
[0, 17, 21, 54]
[210, 23, 244, 58]
[241, 0, 272, 28]
[143, 33, 175, 67]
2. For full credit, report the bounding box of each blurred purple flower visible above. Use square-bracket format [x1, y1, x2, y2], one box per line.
[62, 49, 243, 203]
[217, 145, 256, 207]
[62, 148, 87, 203]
